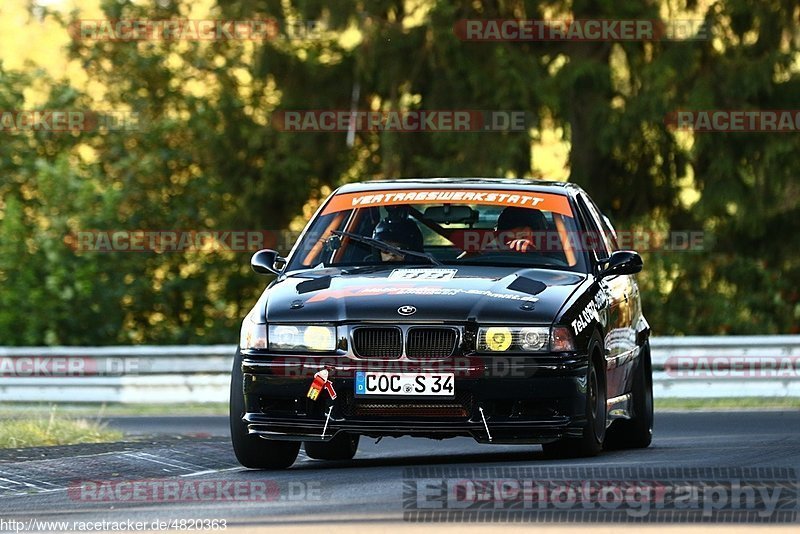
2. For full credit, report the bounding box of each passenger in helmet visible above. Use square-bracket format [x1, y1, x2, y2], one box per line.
[371, 214, 424, 262]
[495, 206, 547, 253]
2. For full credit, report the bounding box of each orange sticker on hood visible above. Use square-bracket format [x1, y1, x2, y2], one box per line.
[321, 189, 573, 217]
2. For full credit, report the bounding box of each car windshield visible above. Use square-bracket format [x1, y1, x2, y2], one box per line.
[286, 187, 588, 272]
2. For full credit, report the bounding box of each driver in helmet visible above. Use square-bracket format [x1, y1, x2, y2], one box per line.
[371, 212, 424, 262]
[495, 206, 547, 253]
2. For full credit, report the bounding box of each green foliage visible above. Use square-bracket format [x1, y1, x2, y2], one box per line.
[0, 0, 798, 344]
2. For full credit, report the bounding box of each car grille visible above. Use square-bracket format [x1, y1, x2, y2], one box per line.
[352, 327, 402, 359]
[406, 328, 458, 359]
[352, 326, 459, 359]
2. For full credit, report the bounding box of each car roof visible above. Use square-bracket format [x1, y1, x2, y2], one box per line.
[335, 177, 582, 196]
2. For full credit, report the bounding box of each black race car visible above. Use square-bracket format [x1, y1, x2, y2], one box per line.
[231, 178, 652, 468]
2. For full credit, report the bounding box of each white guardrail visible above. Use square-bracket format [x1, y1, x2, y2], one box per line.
[0, 336, 799, 403]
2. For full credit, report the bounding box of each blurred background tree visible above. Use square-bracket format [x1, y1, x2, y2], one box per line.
[0, 0, 798, 344]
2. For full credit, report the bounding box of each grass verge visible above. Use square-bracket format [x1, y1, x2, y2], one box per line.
[0, 402, 228, 418]
[0, 408, 123, 448]
[656, 397, 800, 410]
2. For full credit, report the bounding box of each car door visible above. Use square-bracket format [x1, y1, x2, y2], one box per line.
[575, 193, 636, 402]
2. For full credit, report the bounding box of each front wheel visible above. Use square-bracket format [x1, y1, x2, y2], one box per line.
[230, 349, 300, 469]
[543, 347, 606, 458]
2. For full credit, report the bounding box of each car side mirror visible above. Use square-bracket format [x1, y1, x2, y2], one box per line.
[251, 249, 286, 275]
[599, 250, 643, 278]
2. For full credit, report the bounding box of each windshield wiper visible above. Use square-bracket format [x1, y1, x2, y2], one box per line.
[330, 230, 442, 266]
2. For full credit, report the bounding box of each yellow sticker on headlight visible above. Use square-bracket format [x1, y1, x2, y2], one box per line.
[303, 326, 333, 350]
[485, 327, 512, 351]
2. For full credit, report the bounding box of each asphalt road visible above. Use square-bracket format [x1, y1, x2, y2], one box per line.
[0, 411, 798, 531]
[105, 416, 229, 438]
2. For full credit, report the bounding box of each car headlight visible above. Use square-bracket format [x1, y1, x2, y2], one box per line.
[477, 326, 550, 352]
[268, 324, 337, 352]
[240, 313, 267, 350]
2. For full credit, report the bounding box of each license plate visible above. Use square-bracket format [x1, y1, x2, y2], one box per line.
[354, 372, 455, 397]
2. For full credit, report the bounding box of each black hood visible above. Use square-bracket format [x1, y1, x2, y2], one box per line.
[263, 266, 584, 325]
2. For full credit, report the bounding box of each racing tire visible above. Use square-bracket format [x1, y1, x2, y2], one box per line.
[304, 434, 360, 461]
[542, 340, 607, 458]
[230, 349, 300, 469]
[604, 341, 653, 450]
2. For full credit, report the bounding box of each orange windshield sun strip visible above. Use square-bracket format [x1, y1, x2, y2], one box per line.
[302, 211, 346, 265]
[331, 207, 366, 263]
[321, 189, 573, 218]
[553, 213, 577, 267]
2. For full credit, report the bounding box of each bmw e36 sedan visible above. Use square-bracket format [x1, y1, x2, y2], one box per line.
[231, 178, 652, 468]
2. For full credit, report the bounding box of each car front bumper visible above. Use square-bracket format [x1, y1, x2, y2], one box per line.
[239, 352, 589, 444]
